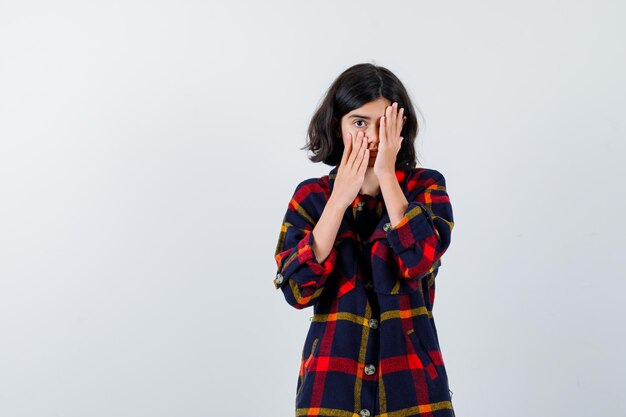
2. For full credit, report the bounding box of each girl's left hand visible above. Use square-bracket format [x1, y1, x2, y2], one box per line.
[373, 102, 406, 177]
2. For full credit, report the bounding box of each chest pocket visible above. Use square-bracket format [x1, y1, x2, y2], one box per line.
[348, 210, 424, 296]
[369, 240, 423, 295]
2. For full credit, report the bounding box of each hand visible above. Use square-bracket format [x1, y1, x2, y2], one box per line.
[331, 130, 369, 209]
[374, 102, 405, 177]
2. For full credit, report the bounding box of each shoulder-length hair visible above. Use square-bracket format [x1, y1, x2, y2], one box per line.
[303, 62, 423, 169]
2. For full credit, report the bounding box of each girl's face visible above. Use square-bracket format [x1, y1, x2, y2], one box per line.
[339, 97, 392, 167]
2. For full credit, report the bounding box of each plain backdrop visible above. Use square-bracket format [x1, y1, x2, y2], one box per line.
[1, 1, 625, 416]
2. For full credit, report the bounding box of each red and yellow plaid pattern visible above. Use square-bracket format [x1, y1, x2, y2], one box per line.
[274, 165, 456, 417]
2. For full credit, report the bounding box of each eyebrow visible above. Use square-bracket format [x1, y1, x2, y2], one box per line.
[348, 114, 373, 120]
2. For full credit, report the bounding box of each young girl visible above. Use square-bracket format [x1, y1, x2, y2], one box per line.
[273, 63, 456, 417]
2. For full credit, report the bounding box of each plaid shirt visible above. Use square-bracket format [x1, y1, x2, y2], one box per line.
[273, 165, 456, 417]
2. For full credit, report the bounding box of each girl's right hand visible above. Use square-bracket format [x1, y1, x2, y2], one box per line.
[330, 130, 370, 209]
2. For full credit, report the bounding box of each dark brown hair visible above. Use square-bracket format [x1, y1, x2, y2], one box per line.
[303, 62, 423, 169]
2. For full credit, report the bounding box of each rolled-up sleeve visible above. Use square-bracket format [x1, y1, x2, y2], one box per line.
[273, 180, 338, 309]
[385, 169, 454, 280]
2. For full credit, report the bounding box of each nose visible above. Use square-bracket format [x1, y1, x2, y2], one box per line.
[366, 129, 378, 150]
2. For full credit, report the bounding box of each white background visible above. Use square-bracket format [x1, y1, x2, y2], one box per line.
[1, 1, 624, 416]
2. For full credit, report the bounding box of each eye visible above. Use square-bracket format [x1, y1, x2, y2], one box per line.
[353, 120, 366, 128]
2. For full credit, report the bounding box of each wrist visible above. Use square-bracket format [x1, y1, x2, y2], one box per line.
[374, 163, 396, 178]
[327, 194, 350, 212]
[376, 170, 397, 184]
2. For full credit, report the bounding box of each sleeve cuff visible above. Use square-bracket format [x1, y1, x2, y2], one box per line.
[301, 231, 338, 275]
[274, 231, 338, 289]
[386, 201, 437, 255]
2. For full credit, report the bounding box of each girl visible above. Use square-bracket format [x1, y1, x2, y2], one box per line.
[273, 63, 456, 417]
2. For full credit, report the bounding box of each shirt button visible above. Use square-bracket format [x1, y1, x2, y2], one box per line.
[356, 201, 364, 211]
[364, 280, 374, 290]
[275, 273, 284, 286]
[383, 222, 391, 231]
[364, 364, 376, 375]
[368, 318, 379, 329]
[359, 409, 371, 417]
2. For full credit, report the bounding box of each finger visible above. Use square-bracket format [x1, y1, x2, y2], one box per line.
[345, 130, 356, 167]
[397, 107, 405, 135]
[379, 115, 386, 145]
[353, 134, 368, 170]
[340, 132, 352, 167]
[390, 103, 398, 139]
[389, 104, 398, 139]
[358, 148, 369, 175]
[347, 130, 363, 169]
[354, 136, 367, 170]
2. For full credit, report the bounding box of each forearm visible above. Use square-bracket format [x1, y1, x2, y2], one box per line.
[380, 168, 454, 280]
[378, 171, 408, 227]
[311, 195, 347, 263]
